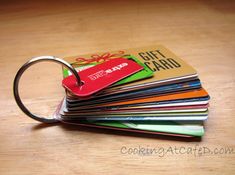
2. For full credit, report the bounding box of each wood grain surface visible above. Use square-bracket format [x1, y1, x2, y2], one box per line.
[0, 0, 235, 174]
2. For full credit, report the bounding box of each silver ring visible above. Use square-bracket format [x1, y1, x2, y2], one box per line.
[13, 56, 81, 123]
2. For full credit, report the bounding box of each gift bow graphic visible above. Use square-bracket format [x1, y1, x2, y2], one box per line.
[72, 51, 126, 66]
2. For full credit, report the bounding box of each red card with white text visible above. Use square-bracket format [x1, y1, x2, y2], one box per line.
[62, 58, 143, 97]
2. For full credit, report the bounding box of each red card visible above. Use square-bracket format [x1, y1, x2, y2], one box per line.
[62, 58, 143, 97]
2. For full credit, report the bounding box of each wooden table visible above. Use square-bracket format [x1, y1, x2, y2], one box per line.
[0, 0, 234, 174]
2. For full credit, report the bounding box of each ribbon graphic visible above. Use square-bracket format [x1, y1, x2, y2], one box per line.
[72, 51, 125, 66]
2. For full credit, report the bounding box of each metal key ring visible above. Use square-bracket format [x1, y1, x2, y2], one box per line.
[13, 56, 81, 123]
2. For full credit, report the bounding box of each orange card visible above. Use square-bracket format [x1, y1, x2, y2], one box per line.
[99, 88, 209, 107]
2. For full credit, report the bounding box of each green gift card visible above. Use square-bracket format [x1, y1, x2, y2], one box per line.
[63, 55, 154, 86]
[87, 120, 204, 137]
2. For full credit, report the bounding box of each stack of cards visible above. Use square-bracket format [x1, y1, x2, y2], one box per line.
[55, 45, 210, 137]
